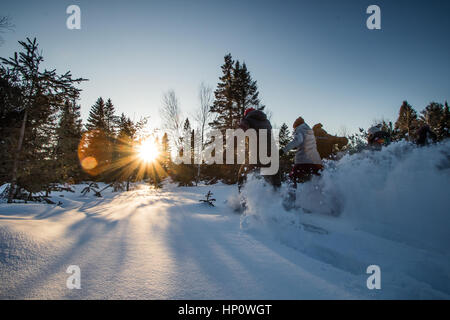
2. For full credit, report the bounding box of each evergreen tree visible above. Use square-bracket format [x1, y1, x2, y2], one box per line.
[160, 132, 171, 172]
[278, 123, 294, 181]
[55, 100, 83, 182]
[86, 97, 106, 131]
[0, 67, 23, 186]
[420, 102, 445, 138]
[233, 61, 263, 117]
[82, 97, 114, 179]
[210, 54, 264, 131]
[104, 98, 118, 137]
[183, 117, 191, 133]
[117, 113, 137, 140]
[172, 118, 196, 186]
[279, 123, 291, 149]
[0, 38, 86, 201]
[114, 113, 148, 190]
[394, 101, 418, 140]
[210, 54, 235, 131]
[209, 54, 265, 183]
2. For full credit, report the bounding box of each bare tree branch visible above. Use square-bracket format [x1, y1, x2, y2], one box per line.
[160, 89, 182, 148]
[193, 83, 213, 183]
[194, 82, 213, 149]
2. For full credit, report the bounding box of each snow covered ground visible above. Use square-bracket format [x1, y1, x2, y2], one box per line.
[1, 141, 449, 299]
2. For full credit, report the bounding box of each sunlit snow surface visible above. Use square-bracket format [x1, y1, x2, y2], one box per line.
[1, 141, 449, 299]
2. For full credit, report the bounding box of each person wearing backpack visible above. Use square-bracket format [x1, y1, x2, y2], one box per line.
[237, 107, 281, 191]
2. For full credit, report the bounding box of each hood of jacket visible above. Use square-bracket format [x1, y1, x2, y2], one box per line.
[245, 109, 267, 122]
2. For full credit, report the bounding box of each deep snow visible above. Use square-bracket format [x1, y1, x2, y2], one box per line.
[1, 141, 449, 299]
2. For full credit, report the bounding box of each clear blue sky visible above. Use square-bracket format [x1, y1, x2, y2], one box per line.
[1, 0, 449, 135]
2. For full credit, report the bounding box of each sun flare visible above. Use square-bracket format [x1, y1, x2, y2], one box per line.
[137, 139, 159, 163]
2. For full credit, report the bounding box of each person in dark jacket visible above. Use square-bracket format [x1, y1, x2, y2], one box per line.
[237, 108, 281, 191]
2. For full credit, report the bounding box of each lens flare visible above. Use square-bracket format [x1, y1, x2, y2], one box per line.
[137, 139, 159, 163]
[81, 156, 98, 170]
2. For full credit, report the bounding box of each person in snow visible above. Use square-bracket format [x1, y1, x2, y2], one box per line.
[415, 124, 437, 146]
[279, 117, 323, 188]
[312, 123, 348, 159]
[237, 107, 281, 191]
[367, 124, 391, 150]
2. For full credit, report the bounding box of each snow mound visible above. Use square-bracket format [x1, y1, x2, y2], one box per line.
[317, 140, 450, 253]
[242, 140, 450, 253]
[239, 141, 450, 298]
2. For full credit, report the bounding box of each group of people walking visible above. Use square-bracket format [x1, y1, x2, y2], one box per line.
[238, 107, 437, 192]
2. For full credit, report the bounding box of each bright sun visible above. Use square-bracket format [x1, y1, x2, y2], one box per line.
[137, 139, 159, 163]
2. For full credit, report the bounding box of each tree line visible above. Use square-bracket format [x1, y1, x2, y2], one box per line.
[1, 38, 449, 202]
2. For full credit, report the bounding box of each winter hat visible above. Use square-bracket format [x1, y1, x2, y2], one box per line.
[244, 107, 256, 117]
[293, 117, 304, 129]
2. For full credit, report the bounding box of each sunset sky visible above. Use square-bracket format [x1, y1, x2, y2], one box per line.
[1, 0, 449, 135]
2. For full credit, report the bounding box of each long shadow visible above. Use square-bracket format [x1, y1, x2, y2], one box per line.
[157, 205, 260, 299]
[2, 212, 125, 299]
[160, 202, 364, 299]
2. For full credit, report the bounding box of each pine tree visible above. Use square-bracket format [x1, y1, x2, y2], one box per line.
[209, 54, 265, 183]
[114, 113, 148, 190]
[55, 100, 83, 182]
[278, 123, 294, 181]
[233, 61, 263, 117]
[86, 98, 106, 131]
[0, 67, 22, 186]
[160, 132, 171, 171]
[210, 54, 235, 131]
[210, 54, 264, 131]
[420, 102, 444, 137]
[279, 123, 291, 149]
[183, 118, 191, 133]
[104, 98, 118, 137]
[82, 97, 113, 179]
[0, 38, 86, 201]
[394, 101, 418, 140]
[172, 118, 196, 186]
[117, 113, 137, 140]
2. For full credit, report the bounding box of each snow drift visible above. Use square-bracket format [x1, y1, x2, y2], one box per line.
[240, 140, 450, 298]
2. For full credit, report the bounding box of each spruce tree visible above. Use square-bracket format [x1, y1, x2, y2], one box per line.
[210, 54, 264, 131]
[420, 102, 444, 137]
[279, 123, 291, 149]
[394, 101, 418, 140]
[209, 54, 265, 183]
[115, 113, 138, 190]
[0, 38, 86, 201]
[86, 97, 106, 131]
[82, 97, 113, 179]
[104, 98, 118, 137]
[210, 54, 235, 131]
[55, 100, 83, 182]
[278, 123, 294, 181]
[160, 132, 171, 171]
[233, 61, 263, 117]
